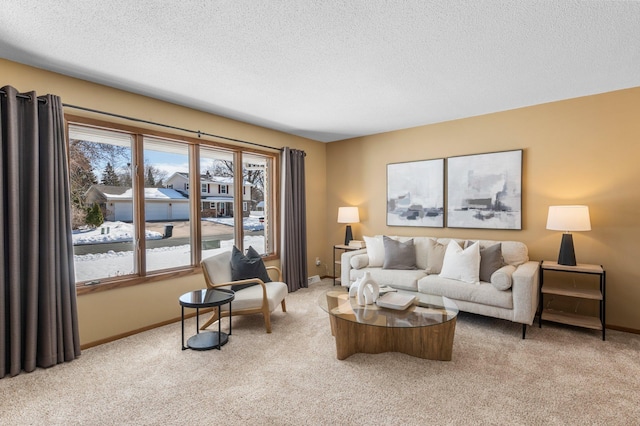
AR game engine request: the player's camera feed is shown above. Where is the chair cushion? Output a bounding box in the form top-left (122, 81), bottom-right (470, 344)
top-left (219, 281), bottom-right (288, 312)
top-left (201, 251), bottom-right (232, 284)
top-left (230, 246), bottom-right (272, 291)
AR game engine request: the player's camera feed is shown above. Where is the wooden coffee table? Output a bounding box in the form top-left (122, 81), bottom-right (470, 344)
top-left (319, 288), bottom-right (458, 361)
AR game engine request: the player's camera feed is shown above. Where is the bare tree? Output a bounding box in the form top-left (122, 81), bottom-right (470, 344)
top-left (206, 160), bottom-right (265, 208)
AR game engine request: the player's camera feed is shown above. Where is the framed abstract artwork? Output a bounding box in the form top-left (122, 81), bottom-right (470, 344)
top-left (447, 149), bottom-right (523, 230)
top-left (387, 158), bottom-right (444, 227)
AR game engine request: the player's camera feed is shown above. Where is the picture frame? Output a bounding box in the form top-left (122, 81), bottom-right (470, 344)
top-left (446, 149), bottom-right (523, 230)
top-left (387, 158), bottom-right (444, 227)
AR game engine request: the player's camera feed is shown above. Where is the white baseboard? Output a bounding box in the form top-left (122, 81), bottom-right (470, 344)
top-left (308, 275), bottom-right (321, 284)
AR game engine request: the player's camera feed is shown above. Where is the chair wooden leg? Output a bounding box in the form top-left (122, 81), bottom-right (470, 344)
top-left (281, 299), bottom-right (287, 312)
top-left (200, 307), bottom-right (218, 330)
top-left (264, 312), bottom-right (272, 333)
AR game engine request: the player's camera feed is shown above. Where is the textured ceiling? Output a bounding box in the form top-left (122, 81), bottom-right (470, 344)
top-left (1, 1), bottom-right (639, 142)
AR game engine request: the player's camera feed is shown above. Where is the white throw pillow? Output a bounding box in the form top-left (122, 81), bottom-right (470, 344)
top-left (439, 240), bottom-right (480, 284)
top-left (491, 264), bottom-right (516, 290)
top-left (350, 254), bottom-right (369, 270)
top-left (363, 235), bottom-right (385, 267)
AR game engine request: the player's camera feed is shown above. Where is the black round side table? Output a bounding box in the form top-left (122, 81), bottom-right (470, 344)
top-left (179, 288), bottom-right (234, 351)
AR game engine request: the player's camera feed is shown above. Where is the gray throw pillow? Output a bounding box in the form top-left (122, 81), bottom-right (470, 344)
top-left (382, 236), bottom-right (417, 270)
top-left (230, 245), bottom-right (272, 291)
top-left (478, 243), bottom-right (504, 282)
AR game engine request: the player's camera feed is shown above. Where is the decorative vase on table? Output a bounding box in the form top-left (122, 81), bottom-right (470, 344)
top-left (356, 271), bottom-right (379, 306)
top-left (349, 276), bottom-right (363, 298)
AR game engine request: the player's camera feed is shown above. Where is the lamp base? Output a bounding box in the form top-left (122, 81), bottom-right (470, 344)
top-left (344, 225), bottom-right (353, 246)
top-left (557, 233), bottom-right (576, 266)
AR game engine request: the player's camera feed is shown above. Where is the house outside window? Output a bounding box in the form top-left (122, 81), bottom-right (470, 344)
top-left (67, 118), bottom-right (277, 290)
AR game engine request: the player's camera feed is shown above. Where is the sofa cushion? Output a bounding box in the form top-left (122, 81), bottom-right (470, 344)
top-left (464, 241), bottom-right (504, 282)
top-left (350, 267), bottom-right (426, 291)
top-left (500, 241), bottom-right (529, 266)
top-left (439, 240), bottom-right (480, 284)
top-left (382, 236), bottom-right (417, 270)
top-left (425, 238), bottom-right (448, 274)
top-left (479, 243), bottom-right (504, 282)
top-left (363, 235), bottom-right (385, 267)
top-left (350, 253), bottom-right (369, 270)
top-left (418, 275), bottom-right (513, 309)
top-left (412, 237), bottom-right (430, 270)
top-left (491, 264), bottom-right (516, 290)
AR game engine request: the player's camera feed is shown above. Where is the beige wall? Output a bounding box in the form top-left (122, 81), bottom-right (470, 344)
top-left (1, 59), bottom-right (328, 346)
top-left (327, 87), bottom-right (640, 331)
top-left (4, 57), bottom-right (639, 338)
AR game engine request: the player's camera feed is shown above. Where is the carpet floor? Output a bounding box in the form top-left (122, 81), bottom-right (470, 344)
top-left (1, 279), bottom-right (639, 425)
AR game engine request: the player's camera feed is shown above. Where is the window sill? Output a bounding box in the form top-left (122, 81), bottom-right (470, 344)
top-left (75, 251), bottom-right (280, 296)
top-left (76, 266), bottom-right (201, 296)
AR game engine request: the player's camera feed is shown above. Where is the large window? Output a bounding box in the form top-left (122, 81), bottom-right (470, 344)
top-left (68, 119), bottom-right (277, 289)
top-left (69, 125), bottom-right (135, 282)
top-left (143, 137), bottom-right (191, 273)
top-left (243, 155), bottom-right (273, 255)
top-left (200, 146), bottom-right (236, 256)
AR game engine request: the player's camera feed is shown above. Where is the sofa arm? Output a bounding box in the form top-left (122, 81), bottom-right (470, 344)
top-left (510, 261), bottom-right (540, 325)
top-left (340, 248), bottom-right (368, 288)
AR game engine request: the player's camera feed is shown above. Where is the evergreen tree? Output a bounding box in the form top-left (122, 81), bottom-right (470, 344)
top-left (85, 203), bottom-right (104, 228)
top-left (146, 168), bottom-right (156, 187)
top-left (101, 162), bottom-right (120, 186)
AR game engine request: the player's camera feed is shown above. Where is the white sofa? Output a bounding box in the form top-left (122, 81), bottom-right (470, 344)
top-left (340, 236), bottom-right (540, 338)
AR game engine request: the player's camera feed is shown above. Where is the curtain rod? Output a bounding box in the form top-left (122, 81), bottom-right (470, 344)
top-left (0, 89), bottom-right (48, 103)
top-left (1, 89), bottom-right (281, 152)
top-left (63, 103), bottom-right (282, 152)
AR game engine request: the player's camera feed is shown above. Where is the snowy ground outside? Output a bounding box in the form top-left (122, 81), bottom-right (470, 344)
top-left (73, 219), bottom-right (265, 282)
top-left (72, 222), bottom-right (163, 245)
top-left (73, 217), bottom-right (263, 245)
top-left (203, 216), bottom-right (264, 231)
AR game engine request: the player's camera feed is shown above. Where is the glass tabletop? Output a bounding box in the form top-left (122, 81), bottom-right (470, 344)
top-left (318, 288), bottom-right (458, 328)
top-left (179, 288), bottom-right (235, 308)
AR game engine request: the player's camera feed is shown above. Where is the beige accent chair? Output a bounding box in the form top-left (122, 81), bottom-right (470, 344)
top-left (200, 251), bottom-right (288, 333)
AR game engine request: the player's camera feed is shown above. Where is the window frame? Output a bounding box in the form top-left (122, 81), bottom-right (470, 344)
top-left (66, 114), bottom-right (280, 295)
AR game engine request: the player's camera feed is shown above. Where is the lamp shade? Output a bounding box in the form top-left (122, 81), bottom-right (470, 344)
top-left (546, 205), bottom-right (591, 232)
top-left (337, 206), bottom-right (360, 224)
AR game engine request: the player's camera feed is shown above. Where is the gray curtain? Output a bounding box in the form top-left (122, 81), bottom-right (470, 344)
top-left (1, 86), bottom-right (80, 378)
top-left (281, 147), bottom-right (308, 292)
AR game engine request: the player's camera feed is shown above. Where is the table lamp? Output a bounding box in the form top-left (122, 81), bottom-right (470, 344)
top-left (546, 205), bottom-right (591, 266)
top-left (337, 206), bottom-right (359, 246)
